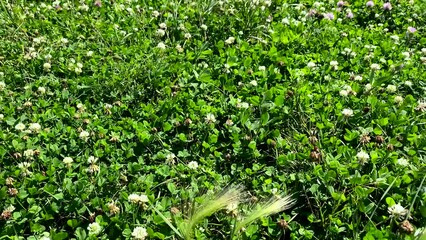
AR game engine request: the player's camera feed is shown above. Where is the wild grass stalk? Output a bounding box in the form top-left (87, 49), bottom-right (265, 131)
top-left (233, 194), bottom-right (295, 238)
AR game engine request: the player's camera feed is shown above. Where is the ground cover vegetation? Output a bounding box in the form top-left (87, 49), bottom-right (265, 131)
top-left (0, 0), bottom-right (426, 239)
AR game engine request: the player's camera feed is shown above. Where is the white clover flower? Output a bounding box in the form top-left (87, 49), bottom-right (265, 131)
top-left (239, 102), bottom-right (249, 109)
top-left (88, 156), bottom-right (98, 164)
top-left (339, 90), bottom-right (349, 97)
top-left (87, 222), bottom-right (102, 236)
top-left (152, 10), bottom-right (160, 17)
top-left (156, 29), bottom-right (165, 37)
top-left (0, 114), bottom-right (4, 120)
top-left (157, 42), bottom-right (166, 50)
top-left (365, 83), bottom-right (372, 92)
top-left (18, 162), bottom-right (32, 176)
top-left (249, 80), bottom-right (258, 86)
top-left (88, 164), bottom-right (100, 173)
top-left (225, 119), bottom-right (234, 126)
top-left (0, 81), bottom-right (5, 91)
top-left (370, 63), bottom-right (381, 71)
top-left (29, 123), bottom-right (42, 133)
top-left (60, 38), bottom-right (69, 44)
top-left (388, 203), bottom-right (408, 218)
top-left (394, 96), bottom-right (404, 104)
top-left (386, 84), bottom-right (397, 93)
top-left (282, 18), bottom-right (290, 25)
top-left (15, 123), bottom-right (26, 131)
top-left (128, 193), bottom-right (149, 204)
top-left (397, 158), bottom-right (409, 167)
top-left (38, 86), bottom-right (46, 94)
top-left (33, 37), bottom-right (42, 44)
top-left (330, 61), bottom-right (338, 67)
top-left (356, 150), bottom-right (370, 164)
top-left (342, 108), bottom-right (354, 117)
top-left (43, 62), bottom-right (51, 71)
top-left (416, 100), bottom-right (426, 112)
top-left (225, 36), bottom-right (235, 45)
top-left (159, 23), bottom-right (167, 29)
top-left (342, 85), bottom-right (352, 92)
top-left (24, 101), bottom-right (32, 107)
top-left (107, 201), bottom-right (120, 215)
top-left (23, 149), bottom-right (35, 159)
top-left (79, 4), bottom-right (89, 11)
top-left (76, 103), bottom-right (85, 110)
top-left (76, 63), bottom-right (83, 69)
top-left (402, 52), bottom-right (410, 59)
top-left (128, 194), bottom-right (141, 204)
top-left (87, 51), bottom-right (94, 57)
top-left (18, 162), bottom-right (31, 169)
top-left (165, 153), bottom-right (176, 164)
top-left (258, 66), bottom-right (266, 71)
top-left (343, 48), bottom-right (352, 54)
top-left (184, 33), bottom-right (192, 39)
top-left (200, 24), bottom-right (208, 30)
top-left (63, 157), bottom-right (74, 165)
top-left (79, 131), bottom-right (90, 141)
top-left (354, 75), bottom-right (363, 81)
top-left (404, 81), bottom-right (413, 87)
top-left (178, 23), bottom-right (186, 31)
top-left (132, 227), bottom-right (148, 240)
top-left (188, 161), bottom-right (199, 169)
top-left (176, 44), bottom-right (184, 53)
top-left (205, 113), bottom-right (216, 124)
top-left (422, 48), bottom-right (426, 55)
top-left (307, 62), bottom-right (316, 68)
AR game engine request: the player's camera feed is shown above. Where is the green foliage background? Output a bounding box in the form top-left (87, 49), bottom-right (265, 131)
top-left (0, 0), bottom-right (425, 239)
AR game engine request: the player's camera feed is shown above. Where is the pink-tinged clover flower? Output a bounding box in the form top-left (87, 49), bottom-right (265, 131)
top-left (383, 2), bottom-right (392, 10)
top-left (324, 12), bottom-right (335, 20)
top-left (366, 1), bottom-right (375, 7)
top-left (407, 27), bottom-right (417, 33)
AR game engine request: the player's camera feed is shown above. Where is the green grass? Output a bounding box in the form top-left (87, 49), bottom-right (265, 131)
top-left (0, 0), bottom-right (425, 239)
